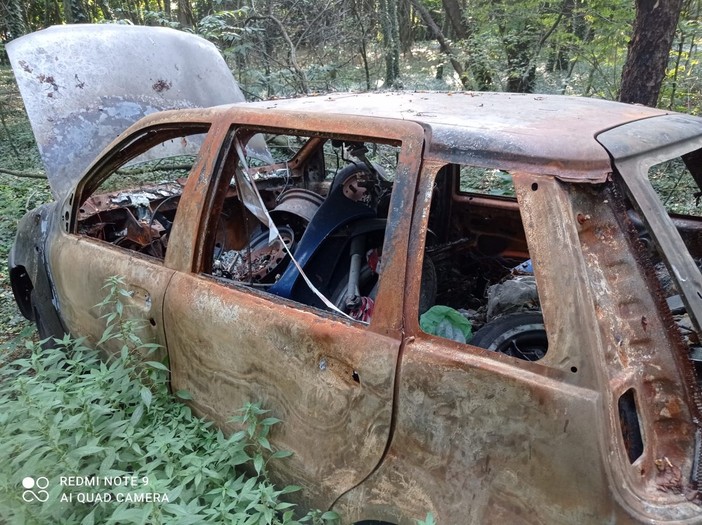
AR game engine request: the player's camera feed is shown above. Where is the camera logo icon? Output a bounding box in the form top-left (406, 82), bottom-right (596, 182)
top-left (22, 477), bottom-right (50, 502)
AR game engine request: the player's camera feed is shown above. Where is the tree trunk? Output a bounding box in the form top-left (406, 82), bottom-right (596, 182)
top-left (504, 44), bottom-right (536, 93)
top-left (410, 0), bottom-right (470, 89)
top-left (398, 0), bottom-right (413, 53)
top-left (619, 0), bottom-right (683, 107)
top-left (178, 0), bottom-right (195, 28)
top-left (351, 0), bottom-right (372, 90)
top-left (62, 0), bottom-right (73, 23)
top-left (442, 0), bottom-right (467, 39)
top-left (379, 0), bottom-right (401, 87)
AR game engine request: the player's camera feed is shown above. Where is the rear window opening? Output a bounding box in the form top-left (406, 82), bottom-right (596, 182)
top-left (418, 164), bottom-right (548, 363)
top-left (75, 126), bottom-right (210, 261)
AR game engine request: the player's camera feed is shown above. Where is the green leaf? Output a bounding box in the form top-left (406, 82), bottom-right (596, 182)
top-left (257, 436), bottom-right (271, 451)
top-left (131, 404), bottom-right (144, 426)
top-left (144, 361), bottom-right (169, 371)
top-left (271, 449), bottom-right (293, 459)
top-left (175, 390), bottom-right (193, 400)
top-left (80, 511), bottom-right (96, 525)
top-left (140, 386), bottom-right (153, 408)
top-left (70, 445), bottom-right (105, 458)
top-left (253, 453), bottom-right (264, 475)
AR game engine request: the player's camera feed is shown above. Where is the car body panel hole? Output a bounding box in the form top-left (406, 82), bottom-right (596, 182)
top-left (618, 388), bottom-right (644, 463)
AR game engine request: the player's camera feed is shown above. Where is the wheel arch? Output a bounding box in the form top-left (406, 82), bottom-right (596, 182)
top-left (8, 202), bottom-right (66, 338)
top-left (9, 265), bottom-right (34, 320)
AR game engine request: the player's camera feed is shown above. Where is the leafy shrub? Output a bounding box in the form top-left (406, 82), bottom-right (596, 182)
top-left (0, 278), bottom-right (338, 524)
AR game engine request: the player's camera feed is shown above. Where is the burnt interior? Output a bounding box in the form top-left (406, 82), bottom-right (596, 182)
top-left (74, 135), bottom-right (542, 361)
top-left (77, 182), bottom-right (183, 259)
top-left (75, 134), bottom-right (702, 367)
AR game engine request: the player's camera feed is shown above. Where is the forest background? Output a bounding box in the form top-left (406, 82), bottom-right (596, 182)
top-left (1, 0), bottom-right (701, 109)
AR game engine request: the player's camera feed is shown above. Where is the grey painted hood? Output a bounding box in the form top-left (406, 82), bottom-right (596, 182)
top-left (8, 24), bottom-right (247, 199)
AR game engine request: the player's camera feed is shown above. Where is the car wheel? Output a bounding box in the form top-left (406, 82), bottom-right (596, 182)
top-left (470, 311), bottom-right (547, 361)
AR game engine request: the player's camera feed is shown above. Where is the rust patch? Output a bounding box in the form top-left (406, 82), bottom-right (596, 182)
top-left (655, 456), bottom-right (683, 493)
top-left (37, 73), bottom-right (59, 96)
top-left (152, 79), bottom-right (172, 93)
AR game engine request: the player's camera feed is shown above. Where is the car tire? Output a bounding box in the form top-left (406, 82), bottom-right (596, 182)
top-left (470, 311), bottom-right (547, 361)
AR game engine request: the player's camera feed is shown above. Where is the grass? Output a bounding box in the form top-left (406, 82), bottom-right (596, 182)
top-left (0, 277), bottom-right (339, 524)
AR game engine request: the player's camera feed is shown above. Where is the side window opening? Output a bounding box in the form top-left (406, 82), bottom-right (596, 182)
top-left (205, 129), bottom-right (400, 322)
top-left (632, 156), bottom-right (702, 379)
top-left (459, 165), bottom-right (516, 197)
top-left (649, 157), bottom-right (702, 218)
top-left (76, 126), bottom-right (210, 260)
top-left (419, 164), bottom-right (548, 362)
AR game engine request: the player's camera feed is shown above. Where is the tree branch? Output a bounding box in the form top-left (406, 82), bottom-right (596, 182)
top-left (246, 14), bottom-right (309, 94)
top-left (0, 167), bottom-right (46, 179)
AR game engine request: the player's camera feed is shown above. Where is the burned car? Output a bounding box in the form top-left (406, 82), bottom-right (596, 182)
top-left (7, 25), bottom-right (702, 524)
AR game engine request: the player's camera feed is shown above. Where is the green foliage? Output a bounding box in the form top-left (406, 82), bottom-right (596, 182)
top-left (649, 158), bottom-right (702, 216)
top-left (0, 66), bottom-right (48, 350)
top-left (459, 167), bottom-right (515, 197)
top-left (2, 0), bottom-right (702, 106)
top-left (0, 278), bottom-right (339, 524)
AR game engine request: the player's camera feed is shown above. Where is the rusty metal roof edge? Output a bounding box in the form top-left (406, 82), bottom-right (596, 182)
top-left (97, 94), bottom-right (702, 183)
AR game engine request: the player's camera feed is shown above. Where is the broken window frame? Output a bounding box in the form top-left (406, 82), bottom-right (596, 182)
top-left (70, 123), bottom-right (212, 262)
top-left (195, 123), bottom-right (418, 329)
top-left (611, 145), bottom-right (702, 338)
top-left (403, 158), bottom-right (573, 371)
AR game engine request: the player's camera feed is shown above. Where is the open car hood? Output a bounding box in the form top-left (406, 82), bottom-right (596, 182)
top-left (8, 24), bottom-right (249, 199)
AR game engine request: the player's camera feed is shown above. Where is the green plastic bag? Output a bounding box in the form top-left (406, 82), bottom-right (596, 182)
top-left (419, 305), bottom-right (472, 343)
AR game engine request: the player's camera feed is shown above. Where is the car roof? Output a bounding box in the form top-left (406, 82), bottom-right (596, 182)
top-left (133, 91), bottom-right (702, 182)
top-left (239, 91), bottom-right (699, 181)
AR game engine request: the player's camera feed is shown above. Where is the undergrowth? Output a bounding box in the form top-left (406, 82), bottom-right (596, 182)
top-left (0, 277), bottom-right (339, 524)
top-left (0, 64), bottom-right (49, 351)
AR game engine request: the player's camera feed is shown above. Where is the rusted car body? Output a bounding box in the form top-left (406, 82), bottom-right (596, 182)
top-left (8, 26), bottom-right (702, 524)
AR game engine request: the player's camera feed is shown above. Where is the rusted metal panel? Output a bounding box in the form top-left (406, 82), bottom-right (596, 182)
top-left (519, 175), bottom-right (701, 519)
top-left (163, 271), bottom-right (400, 511)
top-left (49, 230), bottom-right (172, 360)
top-left (243, 92), bottom-right (668, 180)
top-left (335, 340), bottom-right (622, 524)
top-left (511, 174), bottom-right (600, 386)
top-left (597, 114), bottom-right (702, 163)
top-left (162, 120), bottom-right (231, 274)
top-left (598, 133), bottom-right (702, 337)
top-left (570, 182), bottom-right (700, 496)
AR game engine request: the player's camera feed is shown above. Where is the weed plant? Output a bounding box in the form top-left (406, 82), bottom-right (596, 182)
top-left (0, 277), bottom-right (339, 524)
